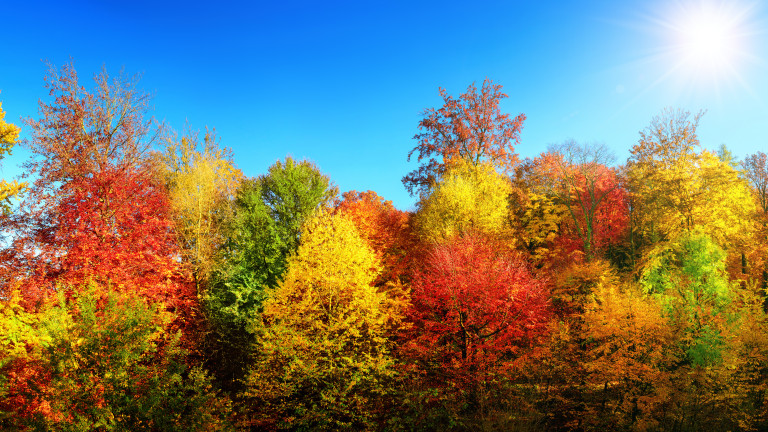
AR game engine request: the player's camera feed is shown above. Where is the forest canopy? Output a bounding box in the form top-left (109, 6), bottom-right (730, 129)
top-left (2, 64), bottom-right (768, 432)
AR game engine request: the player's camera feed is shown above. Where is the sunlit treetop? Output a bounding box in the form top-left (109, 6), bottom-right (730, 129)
top-left (403, 78), bottom-right (525, 197)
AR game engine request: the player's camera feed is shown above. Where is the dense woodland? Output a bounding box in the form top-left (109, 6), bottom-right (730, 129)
top-left (1, 63), bottom-right (768, 432)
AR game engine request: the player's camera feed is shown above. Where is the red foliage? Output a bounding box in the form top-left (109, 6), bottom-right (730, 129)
top-left (402, 234), bottom-right (550, 386)
top-left (0, 63), bottom-right (198, 345)
top-left (403, 78), bottom-right (526, 196)
top-left (50, 167), bottom-right (182, 299)
top-left (556, 165), bottom-right (629, 259)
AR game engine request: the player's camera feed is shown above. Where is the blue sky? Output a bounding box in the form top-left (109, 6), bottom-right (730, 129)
top-left (2, 0), bottom-right (767, 210)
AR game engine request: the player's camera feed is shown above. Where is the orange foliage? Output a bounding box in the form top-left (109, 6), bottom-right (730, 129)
top-left (403, 78), bottom-right (525, 196)
top-left (335, 190), bottom-right (416, 287)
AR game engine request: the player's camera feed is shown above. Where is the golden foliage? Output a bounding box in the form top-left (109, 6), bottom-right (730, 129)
top-left (414, 160), bottom-right (512, 244)
top-left (243, 211), bottom-right (401, 429)
top-left (0, 100), bottom-right (25, 213)
top-left (156, 128), bottom-right (243, 284)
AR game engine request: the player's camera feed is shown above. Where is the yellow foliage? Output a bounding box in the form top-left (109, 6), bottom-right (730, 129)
top-left (519, 191), bottom-right (568, 264)
top-left (628, 110), bottom-right (754, 247)
top-left (156, 129), bottom-right (243, 284)
top-left (0, 100), bottom-right (26, 213)
top-left (0, 289), bottom-right (45, 362)
top-left (244, 210), bottom-right (400, 429)
top-left (414, 160), bottom-right (512, 243)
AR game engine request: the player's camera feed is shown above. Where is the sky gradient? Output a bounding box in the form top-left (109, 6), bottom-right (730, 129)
top-left (2, 0), bottom-right (767, 210)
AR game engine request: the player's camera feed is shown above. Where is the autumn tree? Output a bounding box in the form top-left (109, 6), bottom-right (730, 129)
top-left (0, 97), bottom-right (25, 213)
top-left (743, 151), bottom-right (768, 217)
top-left (403, 78), bottom-right (525, 197)
top-left (155, 126), bottom-right (243, 292)
top-left (742, 151), bottom-right (768, 288)
top-left (334, 190), bottom-right (415, 290)
top-left (627, 109), bottom-right (754, 250)
top-left (242, 211), bottom-right (399, 430)
top-left (413, 160), bottom-right (513, 244)
top-left (401, 234), bottom-right (549, 429)
top-left (634, 231), bottom-right (759, 430)
top-left (0, 283), bottom-right (232, 431)
top-left (205, 157), bottom-right (337, 391)
top-left (538, 141), bottom-right (629, 262)
top-left (508, 157), bottom-right (570, 267)
top-left (0, 62), bottom-right (189, 311)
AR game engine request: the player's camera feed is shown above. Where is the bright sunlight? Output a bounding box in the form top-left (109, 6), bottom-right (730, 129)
top-left (668, 1), bottom-right (752, 84)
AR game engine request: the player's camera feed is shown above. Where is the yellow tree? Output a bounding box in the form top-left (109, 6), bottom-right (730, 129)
top-left (243, 211), bottom-right (401, 430)
top-left (508, 158), bottom-right (569, 267)
top-left (155, 127), bottom-right (243, 289)
top-left (627, 109), bottom-right (754, 250)
top-left (414, 160), bottom-right (512, 244)
top-left (0, 98), bottom-right (25, 213)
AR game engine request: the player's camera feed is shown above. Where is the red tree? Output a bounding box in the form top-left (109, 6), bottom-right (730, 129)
top-left (402, 234), bottom-right (550, 387)
top-left (403, 78), bottom-right (526, 196)
top-left (0, 62), bottom-right (193, 316)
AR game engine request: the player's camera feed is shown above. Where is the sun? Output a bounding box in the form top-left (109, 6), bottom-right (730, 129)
top-left (678, 9), bottom-right (736, 71)
top-left (667, 1), bottom-right (753, 84)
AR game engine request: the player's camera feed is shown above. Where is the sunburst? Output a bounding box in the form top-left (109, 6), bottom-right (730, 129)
top-left (667, 1), bottom-right (752, 84)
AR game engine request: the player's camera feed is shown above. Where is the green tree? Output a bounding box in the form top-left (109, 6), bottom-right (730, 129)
top-left (635, 231), bottom-right (758, 430)
top-left (205, 157), bottom-right (337, 391)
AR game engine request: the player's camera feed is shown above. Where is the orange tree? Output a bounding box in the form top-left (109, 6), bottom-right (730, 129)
top-left (1, 62), bottom-right (191, 312)
top-left (403, 78), bottom-right (525, 197)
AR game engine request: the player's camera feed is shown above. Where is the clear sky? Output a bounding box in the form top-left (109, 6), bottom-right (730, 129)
top-left (1, 0), bottom-right (767, 210)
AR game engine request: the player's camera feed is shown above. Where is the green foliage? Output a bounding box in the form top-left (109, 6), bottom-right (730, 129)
top-left (205, 157), bottom-right (337, 392)
top-left (641, 231), bottom-right (735, 367)
top-left (1, 284), bottom-right (232, 431)
top-left (210, 157), bottom-right (337, 327)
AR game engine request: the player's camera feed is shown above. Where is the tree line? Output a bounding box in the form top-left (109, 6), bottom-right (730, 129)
top-left (2, 63), bottom-right (768, 431)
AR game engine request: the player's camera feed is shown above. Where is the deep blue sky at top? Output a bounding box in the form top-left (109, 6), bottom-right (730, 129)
top-left (1, 0), bottom-right (767, 210)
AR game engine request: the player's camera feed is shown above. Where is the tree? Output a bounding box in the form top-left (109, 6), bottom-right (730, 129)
top-left (741, 151), bottom-right (768, 289)
top-left (743, 151), bottom-right (768, 216)
top-left (539, 141), bottom-right (629, 262)
top-left (1, 62), bottom-right (189, 311)
top-left (633, 231), bottom-right (758, 430)
top-left (23, 63), bottom-right (158, 187)
top-left (242, 211), bottom-right (399, 430)
top-left (155, 126), bottom-right (243, 292)
top-left (0, 97), bottom-right (25, 213)
top-left (403, 78), bottom-right (526, 197)
top-left (641, 231), bottom-right (737, 367)
top-left (0, 283), bottom-right (232, 431)
top-left (209, 157), bottom-right (337, 326)
top-left (205, 157), bottom-right (337, 392)
top-left (627, 109), bottom-right (754, 249)
top-left (413, 160), bottom-right (513, 244)
top-left (508, 158), bottom-right (570, 268)
top-left (334, 190), bottom-right (415, 290)
top-left (401, 234), bottom-right (549, 428)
